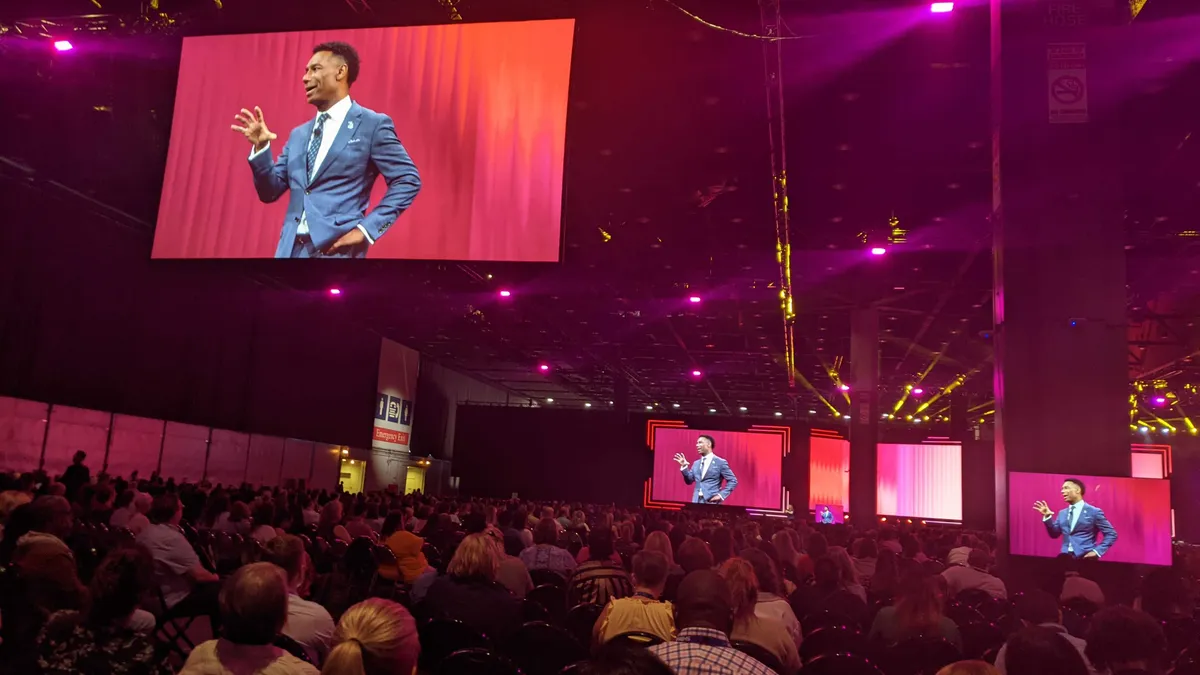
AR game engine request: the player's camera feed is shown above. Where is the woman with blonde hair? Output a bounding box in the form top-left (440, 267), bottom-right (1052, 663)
top-left (719, 557), bottom-right (801, 674)
top-left (828, 546), bottom-right (868, 602)
top-left (422, 533), bottom-right (521, 641)
top-left (869, 572), bottom-right (962, 649)
top-left (321, 599), bottom-right (420, 675)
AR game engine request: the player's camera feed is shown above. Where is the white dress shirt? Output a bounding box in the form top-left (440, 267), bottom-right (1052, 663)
top-left (248, 95), bottom-right (373, 244)
top-left (284, 592), bottom-right (336, 665)
top-left (700, 454), bottom-right (713, 479)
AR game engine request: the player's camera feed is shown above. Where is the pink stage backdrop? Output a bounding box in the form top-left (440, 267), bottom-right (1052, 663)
top-left (153, 20), bottom-right (574, 261)
top-left (1008, 472), bottom-right (1172, 565)
top-left (809, 434), bottom-right (850, 511)
top-left (651, 428), bottom-right (784, 509)
top-left (877, 442), bottom-right (963, 521)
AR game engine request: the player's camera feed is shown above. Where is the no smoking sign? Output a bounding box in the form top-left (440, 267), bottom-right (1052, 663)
top-left (1051, 75), bottom-right (1084, 105)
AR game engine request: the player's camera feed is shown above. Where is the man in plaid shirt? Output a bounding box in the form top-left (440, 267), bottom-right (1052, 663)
top-left (649, 570), bottom-right (775, 675)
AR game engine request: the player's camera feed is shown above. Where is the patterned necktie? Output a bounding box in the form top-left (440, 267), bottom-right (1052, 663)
top-left (306, 112), bottom-right (331, 181)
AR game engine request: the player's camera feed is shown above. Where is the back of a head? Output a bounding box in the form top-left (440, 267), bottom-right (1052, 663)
top-left (534, 517), bottom-right (559, 546)
top-left (263, 534), bottom-right (306, 583)
top-left (967, 547), bottom-right (991, 570)
top-left (717, 557), bottom-right (759, 618)
top-left (89, 546), bottom-right (153, 624)
top-left (1085, 606), bottom-right (1167, 674)
top-left (675, 569), bottom-right (734, 634)
top-left (148, 493), bottom-right (179, 524)
top-left (643, 530), bottom-right (675, 566)
top-left (323, 599), bottom-right (419, 675)
top-left (29, 495), bottom-right (71, 534)
top-left (1014, 589), bottom-right (1061, 626)
top-left (1005, 626), bottom-right (1090, 675)
top-left (935, 660), bottom-right (1000, 675)
top-left (578, 642), bottom-right (675, 675)
top-left (813, 556), bottom-right (840, 587)
top-left (676, 536), bottom-right (715, 574)
top-left (220, 562), bottom-right (290, 645)
top-left (709, 526), bottom-right (734, 563)
top-left (447, 532), bottom-right (499, 580)
top-left (589, 525), bottom-right (616, 559)
top-left (632, 550), bottom-right (669, 589)
top-left (740, 547), bottom-right (781, 595)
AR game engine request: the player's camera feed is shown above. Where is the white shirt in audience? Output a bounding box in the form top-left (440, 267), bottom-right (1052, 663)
top-left (947, 546), bottom-right (973, 567)
top-left (941, 565), bottom-right (1008, 600)
top-left (137, 523), bottom-right (200, 608)
top-left (178, 638), bottom-right (318, 675)
top-left (754, 592), bottom-right (802, 651)
top-left (284, 593), bottom-right (336, 665)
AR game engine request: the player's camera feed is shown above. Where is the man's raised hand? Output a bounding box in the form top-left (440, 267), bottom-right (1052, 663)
top-left (232, 106), bottom-right (277, 152)
top-left (673, 453), bottom-right (689, 469)
top-left (1033, 500), bottom-right (1054, 518)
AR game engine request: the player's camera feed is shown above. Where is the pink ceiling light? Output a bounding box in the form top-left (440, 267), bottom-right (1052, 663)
top-left (688, 296), bottom-right (702, 304)
top-left (498, 289), bottom-right (511, 297)
top-left (538, 364), bottom-right (550, 373)
top-left (327, 288), bottom-right (342, 296)
top-left (930, 2), bottom-right (954, 12)
top-left (870, 247), bottom-right (887, 256)
top-left (691, 370), bottom-right (703, 378)
top-left (53, 40), bottom-right (74, 51)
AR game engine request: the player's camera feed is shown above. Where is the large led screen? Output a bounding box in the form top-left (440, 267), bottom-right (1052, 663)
top-left (153, 21), bottom-right (574, 261)
top-left (809, 432), bottom-right (849, 512)
top-left (877, 442), bottom-right (963, 521)
top-left (650, 427), bottom-right (784, 510)
top-left (1008, 472), bottom-right (1172, 566)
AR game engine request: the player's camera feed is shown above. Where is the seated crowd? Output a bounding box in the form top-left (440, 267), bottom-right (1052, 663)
top-left (0, 458), bottom-right (1194, 675)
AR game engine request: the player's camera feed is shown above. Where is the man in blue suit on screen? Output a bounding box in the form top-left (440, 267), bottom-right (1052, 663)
top-left (1033, 477), bottom-right (1118, 558)
top-left (231, 41), bottom-right (421, 258)
top-left (673, 435), bottom-right (738, 504)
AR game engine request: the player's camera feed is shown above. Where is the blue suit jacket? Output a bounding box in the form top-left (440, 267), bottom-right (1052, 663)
top-left (249, 101), bottom-right (421, 258)
top-left (1044, 501), bottom-right (1118, 557)
top-left (681, 455), bottom-right (738, 504)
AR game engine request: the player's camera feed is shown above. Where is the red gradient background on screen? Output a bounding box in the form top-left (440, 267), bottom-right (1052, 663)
top-left (877, 442), bottom-right (963, 520)
top-left (809, 434), bottom-right (849, 511)
top-left (1008, 472), bottom-right (1172, 565)
top-left (651, 428), bottom-right (783, 509)
top-left (153, 21), bottom-right (574, 260)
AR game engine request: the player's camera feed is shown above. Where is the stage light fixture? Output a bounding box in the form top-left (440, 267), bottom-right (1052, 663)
top-left (1139, 426), bottom-right (1149, 432)
top-left (688, 296), bottom-right (702, 304)
top-left (645, 405), bottom-right (654, 410)
top-left (545, 398), bottom-right (554, 403)
top-left (774, 411), bottom-right (783, 417)
top-left (672, 403), bottom-right (680, 409)
top-left (498, 289), bottom-right (511, 297)
top-left (54, 40), bottom-right (74, 51)
top-left (870, 247), bottom-right (887, 256)
top-left (808, 409), bottom-right (817, 414)
top-left (912, 387), bottom-right (924, 395)
top-left (1153, 396), bottom-right (1166, 405)
top-left (839, 384), bottom-right (851, 391)
top-left (709, 408), bottom-right (717, 413)
top-left (538, 363), bottom-right (550, 373)
top-left (584, 402), bottom-right (592, 408)
top-left (843, 414), bottom-right (851, 420)
top-left (691, 369), bottom-right (703, 378)
top-left (739, 406), bottom-right (748, 412)
top-left (328, 288), bottom-right (342, 296)
top-left (930, 2), bottom-right (954, 12)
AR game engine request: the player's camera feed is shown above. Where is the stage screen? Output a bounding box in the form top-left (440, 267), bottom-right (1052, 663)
top-left (809, 433), bottom-right (849, 512)
top-left (153, 20), bottom-right (574, 261)
top-left (650, 428), bottom-right (784, 510)
top-left (877, 442), bottom-right (963, 521)
top-left (815, 504), bottom-right (845, 524)
top-left (1008, 472), bottom-right (1172, 566)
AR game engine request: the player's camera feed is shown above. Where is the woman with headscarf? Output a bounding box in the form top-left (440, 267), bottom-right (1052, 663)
top-left (378, 531), bottom-right (437, 603)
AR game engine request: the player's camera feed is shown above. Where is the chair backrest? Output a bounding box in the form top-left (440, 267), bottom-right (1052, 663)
top-left (955, 588), bottom-right (993, 609)
top-left (799, 625), bottom-right (868, 664)
top-left (500, 621), bottom-right (588, 675)
top-left (563, 603), bottom-right (605, 648)
top-left (419, 619), bottom-right (491, 669)
top-left (957, 621), bottom-right (1004, 660)
top-left (522, 597), bottom-right (554, 623)
top-left (607, 631), bottom-right (664, 647)
top-left (437, 648), bottom-right (522, 675)
top-left (732, 640), bottom-right (788, 674)
top-left (530, 568), bottom-right (568, 589)
top-left (373, 544), bottom-right (398, 568)
top-left (802, 653), bottom-right (887, 675)
top-left (528, 583), bottom-right (568, 621)
top-left (274, 633), bottom-right (312, 663)
top-left (883, 637), bottom-right (963, 675)
top-left (802, 609), bottom-right (858, 637)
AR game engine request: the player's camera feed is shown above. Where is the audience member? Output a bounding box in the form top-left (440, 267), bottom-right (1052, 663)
top-left (995, 590), bottom-right (1092, 675)
top-left (35, 547), bottom-right (170, 675)
top-left (740, 547), bottom-right (802, 650)
top-left (1000, 625), bottom-right (1090, 675)
top-left (869, 572), bottom-right (963, 650)
top-left (578, 642), bottom-right (675, 675)
top-left (60, 451), bottom-right (90, 502)
top-left (321, 599), bottom-right (420, 675)
top-left (1059, 555), bottom-right (1105, 606)
top-left (422, 532), bottom-right (522, 641)
top-left (263, 535), bottom-right (336, 665)
top-left (251, 501), bottom-right (279, 544)
top-left (179, 563), bottom-right (318, 674)
top-left (718, 557), bottom-right (801, 673)
top-left (137, 493), bottom-right (220, 625)
top-left (937, 661), bottom-right (1000, 675)
top-left (942, 548), bottom-right (1007, 600)
top-left (377, 530), bottom-right (437, 601)
top-left (570, 526), bottom-right (634, 607)
top-left (520, 517), bottom-right (578, 576)
top-left (1084, 606), bottom-right (1167, 675)
top-left (595, 550), bottom-right (675, 645)
top-left (648, 569), bottom-right (776, 675)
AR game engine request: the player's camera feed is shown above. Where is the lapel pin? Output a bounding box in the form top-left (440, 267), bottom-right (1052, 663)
top-left (347, 122), bottom-right (354, 130)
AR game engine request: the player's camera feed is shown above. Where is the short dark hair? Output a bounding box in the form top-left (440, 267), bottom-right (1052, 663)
top-left (262, 535), bottom-right (306, 583)
top-left (1006, 625), bottom-right (1090, 675)
top-left (632, 550), bottom-right (669, 587)
top-left (1064, 478), bottom-right (1085, 495)
top-left (312, 41), bottom-right (360, 86)
top-left (698, 435), bottom-right (715, 449)
top-left (1015, 589), bottom-right (1061, 625)
top-left (220, 563), bottom-right (289, 645)
top-left (149, 494), bottom-right (181, 524)
top-left (1085, 606), bottom-right (1167, 672)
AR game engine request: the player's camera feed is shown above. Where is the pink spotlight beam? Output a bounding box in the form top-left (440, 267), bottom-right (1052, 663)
top-left (870, 247), bottom-right (887, 256)
top-left (930, 2), bottom-right (954, 12)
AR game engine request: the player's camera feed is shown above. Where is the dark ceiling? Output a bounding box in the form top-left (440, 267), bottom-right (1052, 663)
top-left (2, 0), bottom-right (1200, 431)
